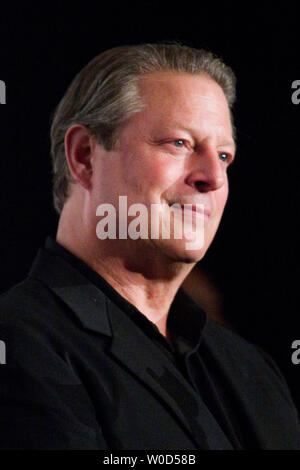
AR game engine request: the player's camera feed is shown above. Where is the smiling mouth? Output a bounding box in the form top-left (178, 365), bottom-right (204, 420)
top-left (176, 204), bottom-right (210, 219)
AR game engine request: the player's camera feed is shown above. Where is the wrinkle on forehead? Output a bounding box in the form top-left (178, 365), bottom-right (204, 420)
top-left (136, 72), bottom-right (234, 146)
top-left (139, 70), bottom-right (226, 101)
top-left (139, 71), bottom-right (230, 116)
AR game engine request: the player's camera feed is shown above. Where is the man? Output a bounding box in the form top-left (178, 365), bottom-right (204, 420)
top-left (0, 42), bottom-right (299, 450)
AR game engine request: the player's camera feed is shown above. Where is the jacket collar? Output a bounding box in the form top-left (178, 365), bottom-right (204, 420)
top-left (28, 243), bottom-right (233, 450)
top-left (28, 247), bottom-right (112, 336)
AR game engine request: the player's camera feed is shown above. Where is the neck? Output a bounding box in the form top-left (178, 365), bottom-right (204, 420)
top-left (57, 206), bottom-right (194, 337)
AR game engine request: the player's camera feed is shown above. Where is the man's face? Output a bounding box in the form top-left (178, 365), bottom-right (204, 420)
top-left (91, 71), bottom-right (235, 263)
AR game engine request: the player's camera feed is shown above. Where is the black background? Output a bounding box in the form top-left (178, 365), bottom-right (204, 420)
top-left (0, 2), bottom-right (299, 409)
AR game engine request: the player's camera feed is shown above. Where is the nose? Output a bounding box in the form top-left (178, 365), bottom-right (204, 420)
top-left (185, 140), bottom-right (226, 193)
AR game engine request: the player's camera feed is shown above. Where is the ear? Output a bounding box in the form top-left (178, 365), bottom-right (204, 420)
top-left (64, 124), bottom-right (96, 190)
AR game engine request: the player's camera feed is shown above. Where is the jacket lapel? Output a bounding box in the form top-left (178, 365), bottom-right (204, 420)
top-left (28, 248), bottom-right (112, 336)
top-left (29, 247), bottom-right (233, 450)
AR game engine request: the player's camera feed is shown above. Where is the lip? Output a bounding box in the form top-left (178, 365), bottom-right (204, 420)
top-left (180, 204), bottom-right (210, 219)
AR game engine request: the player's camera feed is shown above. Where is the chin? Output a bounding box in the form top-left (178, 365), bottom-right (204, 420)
top-left (154, 238), bottom-right (208, 264)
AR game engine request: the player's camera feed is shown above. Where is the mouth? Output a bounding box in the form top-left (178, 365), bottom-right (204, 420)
top-left (179, 204), bottom-right (210, 219)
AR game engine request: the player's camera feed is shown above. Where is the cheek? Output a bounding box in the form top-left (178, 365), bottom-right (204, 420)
top-left (215, 183), bottom-right (229, 214)
top-left (149, 152), bottom-right (186, 185)
top-left (151, 161), bottom-right (182, 189)
top-left (125, 153), bottom-right (183, 195)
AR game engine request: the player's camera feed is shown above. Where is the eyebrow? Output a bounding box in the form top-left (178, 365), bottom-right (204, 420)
top-left (220, 139), bottom-right (236, 154)
top-left (163, 124), bottom-right (237, 154)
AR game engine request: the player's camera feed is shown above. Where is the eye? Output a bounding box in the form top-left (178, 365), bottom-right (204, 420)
top-left (173, 139), bottom-right (185, 148)
top-left (218, 152), bottom-right (230, 162)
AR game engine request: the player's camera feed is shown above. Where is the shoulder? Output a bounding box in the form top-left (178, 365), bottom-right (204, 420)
top-left (203, 316), bottom-right (280, 375)
top-left (0, 273), bottom-right (99, 382)
top-left (0, 277), bottom-right (71, 343)
top-left (0, 279), bottom-right (72, 372)
top-left (0, 279), bottom-right (104, 449)
top-left (203, 317), bottom-right (296, 407)
top-left (0, 277), bottom-right (59, 320)
top-left (203, 317), bottom-right (262, 358)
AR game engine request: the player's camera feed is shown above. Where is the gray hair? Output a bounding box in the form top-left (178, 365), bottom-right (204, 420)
top-left (50, 42), bottom-right (236, 214)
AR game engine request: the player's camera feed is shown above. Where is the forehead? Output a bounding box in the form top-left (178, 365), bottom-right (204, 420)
top-left (139, 70), bottom-right (225, 98)
top-left (135, 71), bottom-right (234, 144)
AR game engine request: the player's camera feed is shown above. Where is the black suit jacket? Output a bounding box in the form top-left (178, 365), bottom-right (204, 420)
top-left (0, 245), bottom-right (300, 450)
